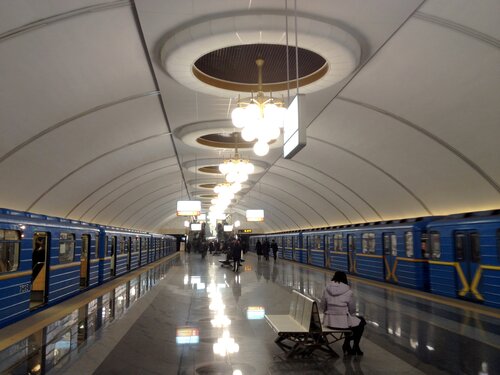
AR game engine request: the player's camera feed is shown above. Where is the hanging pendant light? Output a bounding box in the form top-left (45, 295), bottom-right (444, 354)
top-left (231, 58), bottom-right (287, 156)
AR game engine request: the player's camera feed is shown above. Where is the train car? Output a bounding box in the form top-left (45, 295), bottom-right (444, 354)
top-left (426, 211), bottom-right (500, 308)
top-left (266, 233), bottom-right (283, 259)
top-left (99, 228), bottom-right (144, 281)
top-left (303, 231), bottom-right (327, 268)
top-left (281, 233), bottom-right (299, 261)
top-left (0, 209), bottom-right (100, 328)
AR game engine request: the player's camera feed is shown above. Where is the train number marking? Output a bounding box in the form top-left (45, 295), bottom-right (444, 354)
top-left (19, 283), bottom-right (31, 293)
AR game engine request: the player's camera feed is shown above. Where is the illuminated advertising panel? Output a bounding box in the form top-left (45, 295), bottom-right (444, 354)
top-left (190, 223), bottom-right (202, 231)
top-left (246, 209), bottom-right (264, 222)
top-left (283, 95), bottom-right (306, 159)
top-left (177, 201), bottom-right (201, 216)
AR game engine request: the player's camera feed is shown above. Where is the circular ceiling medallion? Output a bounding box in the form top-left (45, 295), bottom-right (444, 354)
top-left (193, 44), bottom-right (327, 92)
top-left (161, 12), bottom-right (360, 97)
top-left (174, 121), bottom-right (282, 151)
top-left (184, 158), bottom-right (269, 176)
top-left (198, 166), bottom-right (220, 174)
top-left (197, 132), bottom-right (254, 149)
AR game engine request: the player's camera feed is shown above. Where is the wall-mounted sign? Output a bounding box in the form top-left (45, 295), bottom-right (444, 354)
top-left (190, 223), bottom-right (202, 231)
top-left (283, 95), bottom-right (306, 159)
top-left (246, 209), bottom-right (264, 222)
top-left (223, 225), bottom-right (233, 232)
top-left (238, 229), bottom-right (252, 233)
top-left (177, 201), bottom-right (201, 216)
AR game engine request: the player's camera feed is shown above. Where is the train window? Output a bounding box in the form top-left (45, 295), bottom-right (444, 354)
top-left (348, 235), bottom-right (356, 252)
top-left (455, 233), bottom-right (465, 261)
top-left (421, 233), bottom-right (429, 258)
top-left (111, 236), bottom-right (117, 256)
top-left (314, 236), bottom-right (321, 250)
top-left (430, 232), bottom-right (441, 259)
top-left (119, 237), bottom-right (125, 255)
top-left (0, 230), bottom-right (20, 273)
top-left (470, 232), bottom-right (480, 263)
top-left (362, 233), bottom-right (375, 254)
top-left (497, 229), bottom-right (500, 260)
top-left (59, 233), bottom-right (75, 263)
top-left (405, 232), bottom-right (414, 257)
top-left (95, 234), bottom-right (99, 259)
top-left (334, 234), bottom-right (343, 252)
top-left (325, 235), bottom-right (332, 251)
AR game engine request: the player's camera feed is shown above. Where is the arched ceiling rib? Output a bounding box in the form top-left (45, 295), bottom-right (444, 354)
top-left (89, 172), bottom-right (180, 223)
top-left (27, 132), bottom-right (171, 212)
top-left (0, 0), bottom-right (498, 233)
top-left (69, 158), bottom-right (178, 219)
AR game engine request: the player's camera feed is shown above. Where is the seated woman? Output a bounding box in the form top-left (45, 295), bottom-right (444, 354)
top-left (319, 271), bottom-right (366, 355)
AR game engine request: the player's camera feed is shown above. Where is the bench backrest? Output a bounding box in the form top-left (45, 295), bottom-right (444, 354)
top-left (289, 290), bottom-right (322, 333)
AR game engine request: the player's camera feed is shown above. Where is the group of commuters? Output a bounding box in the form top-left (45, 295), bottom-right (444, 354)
top-left (254, 239), bottom-right (278, 261)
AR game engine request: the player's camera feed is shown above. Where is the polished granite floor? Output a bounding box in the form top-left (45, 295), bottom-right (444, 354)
top-left (1, 251), bottom-right (499, 375)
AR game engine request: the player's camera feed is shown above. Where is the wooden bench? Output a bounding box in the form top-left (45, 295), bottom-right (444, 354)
top-left (265, 290), bottom-right (351, 358)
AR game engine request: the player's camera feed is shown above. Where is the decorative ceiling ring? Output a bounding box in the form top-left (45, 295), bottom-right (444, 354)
top-left (187, 179), bottom-right (251, 191)
top-left (160, 12), bottom-right (361, 97)
top-left (183, 158), bottom-right (269, 176)
top-left (174, 120), bottom-right (281, 150)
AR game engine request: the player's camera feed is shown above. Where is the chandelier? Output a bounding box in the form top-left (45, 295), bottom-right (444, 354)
top-left (218, 133), bottom-right (255, 183)
top-left (209, 182), bottom-right (240, 214)
top-left (219, 157), bottom-right (254, 183)
top-left (231, 58), bottom-right (287, 156)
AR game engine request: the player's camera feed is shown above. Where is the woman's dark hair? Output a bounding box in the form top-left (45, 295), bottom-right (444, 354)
top-left (331, 271), bottom-right (348, 285)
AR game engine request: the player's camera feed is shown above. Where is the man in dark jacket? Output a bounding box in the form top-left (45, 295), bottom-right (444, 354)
top-left (263, 239), bottom-right (270, 261)
top-left (232, 239), bottom-right (242, 272)
top-left (271, 239), bottom-right (278, 261)
top-left (255, 240), bottom-right (262, 261)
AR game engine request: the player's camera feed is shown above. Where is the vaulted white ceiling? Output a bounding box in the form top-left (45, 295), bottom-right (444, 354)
top-left (0, 0), bottom-right (499, 233)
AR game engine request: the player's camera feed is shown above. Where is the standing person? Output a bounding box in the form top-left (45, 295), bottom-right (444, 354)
top-left (208, 241), bottom-right (214, 255)
top-left (263, 239), bottom-right (270, 261)
top-left (271, 239), bottom-right (278, 261)
top-left (255, 240), bottom-right (262, 261)
top-left (319, 271), bottom-right (366, 356)
top-left (232, 238), bottom-right (242, 272)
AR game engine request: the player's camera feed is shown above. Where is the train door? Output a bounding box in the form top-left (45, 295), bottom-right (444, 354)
top-left (383, 233), bottom-right (398, 283)
top-left (110, 236), bottom-right (117, 277)
top-left (454, 231), bottom-right (481, 301)
top-left (126, 237), bottom-right (131, 270)
top-left (325, 235), bottom-right (331, 269)
top-left (80, 235), bottom-right (90, 288)
top-left (347, 234), bottom-right (356, 274)
top-left (31, 233), bottom-right (49, 309)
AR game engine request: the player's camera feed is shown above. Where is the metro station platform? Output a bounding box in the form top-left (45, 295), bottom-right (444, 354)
top-left (0, 252), bottom-right (498, 375)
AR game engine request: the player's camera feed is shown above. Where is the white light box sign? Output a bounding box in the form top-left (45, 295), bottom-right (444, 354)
top-left (283, 95), bottom-right (306, 159)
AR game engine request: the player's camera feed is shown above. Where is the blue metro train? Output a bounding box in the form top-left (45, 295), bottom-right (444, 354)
top-left (250, 210), bottom-right (500, 309)
top-left (0, 208), bottom-right (177, 328)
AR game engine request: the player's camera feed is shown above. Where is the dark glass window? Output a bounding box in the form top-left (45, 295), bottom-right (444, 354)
top-left (430, 232), bottom-right (441, 259)
top-left (362, 233), bottom-right (375, 254)
top-left (348, 235), bottom-right (356, 252)
top-left (455, 233), bottom-right (465, 261)
top-left (0, 230), bottom-right (20, 272)
top-left (470, 232), bottom-right (480, 263)
top-left (59, 233), bottom-right (75, 263)
top-left (421, 233), bottom-right (429, 258)
top-left (334, 234), bottom-right (343, 252)
top-left (405, 232), bottom-right (414, 257)
top-left (497, 229), bottom-right (500, 260)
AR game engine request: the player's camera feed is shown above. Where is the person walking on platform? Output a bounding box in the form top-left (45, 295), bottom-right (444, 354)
top-left (271, 239), bottom-right (278, 261)
top-left (263, 239), bottom-right (270, 261)
top-left (319, 271), bottom-right (366, 356)
top-left (232, 238), bottom-right (242, 272)
top-left (255, 240), bottom-right (262, 261)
